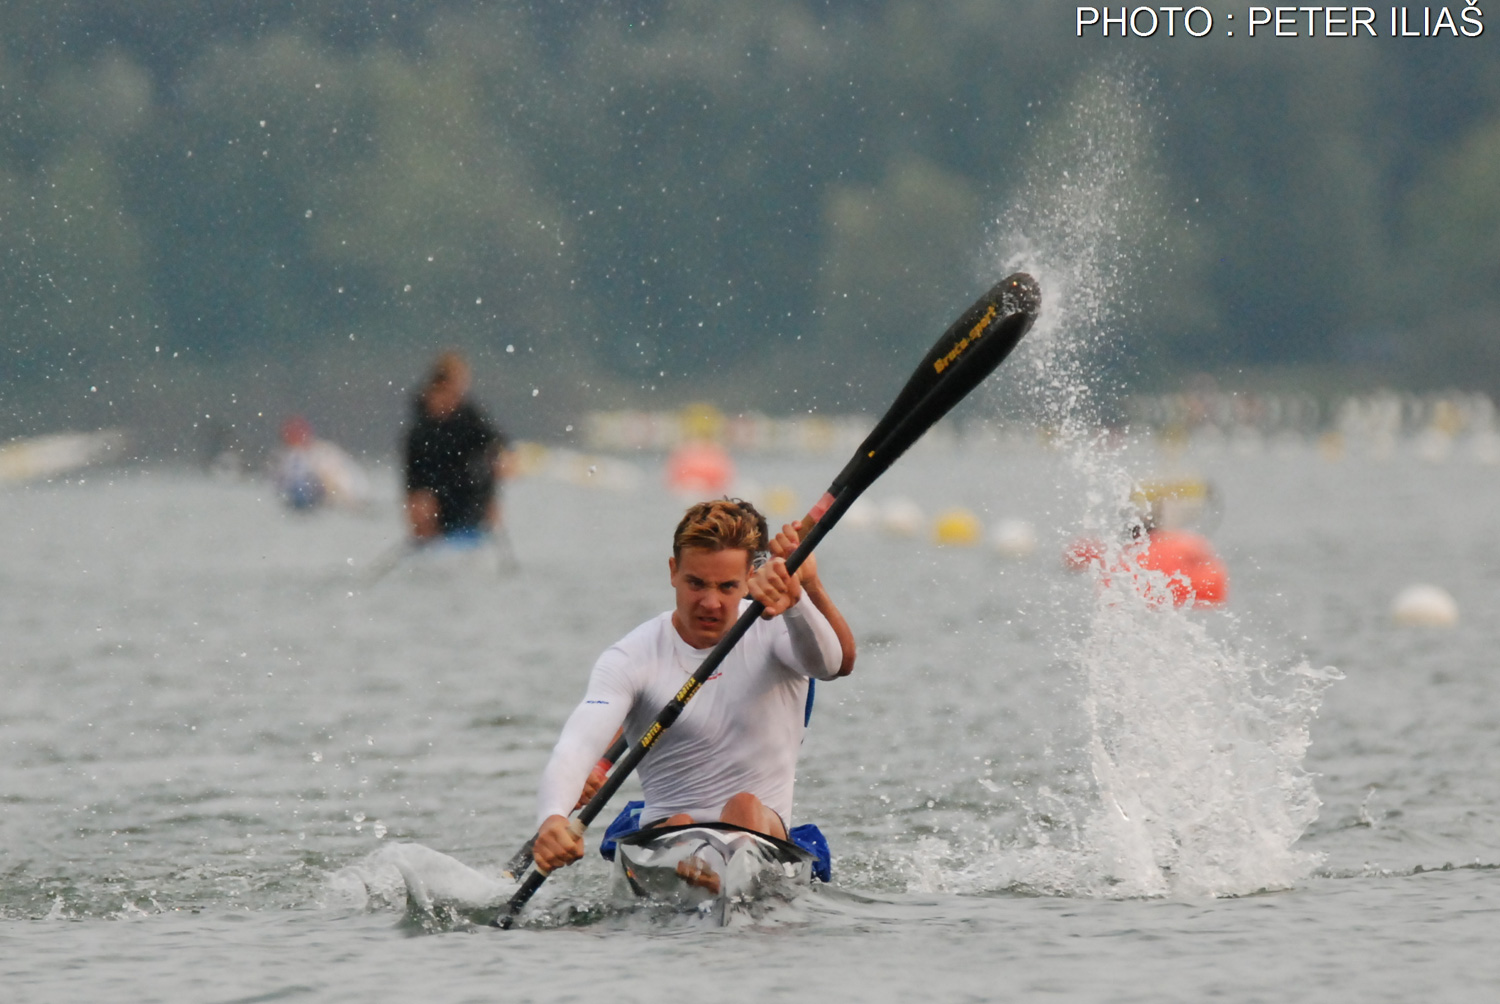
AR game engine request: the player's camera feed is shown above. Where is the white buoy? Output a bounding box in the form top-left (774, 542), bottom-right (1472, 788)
top-left (881, 497), bottom-right (925, 537)
top-left (1390, 584), bottom-right (1459, 628)
top-left (841, 496), bottom-right (879, 530)
top-left (989, 518), bottom-right (1038, 559)
top-left (1470, 430), bottom-right (1500, 466)
top-left (1414, 429), bottom-right (1454, 464)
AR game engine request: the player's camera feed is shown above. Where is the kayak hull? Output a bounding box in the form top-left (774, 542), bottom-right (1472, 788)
top-left (608, 822), bottom-right (813, 922)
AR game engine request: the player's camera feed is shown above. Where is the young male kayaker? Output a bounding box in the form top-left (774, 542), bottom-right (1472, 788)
top-left (530, 498), bottom-right (854, 874)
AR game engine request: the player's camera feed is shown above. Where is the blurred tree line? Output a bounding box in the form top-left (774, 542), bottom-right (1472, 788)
top-left (2, 0), bottom-right (1497, 453)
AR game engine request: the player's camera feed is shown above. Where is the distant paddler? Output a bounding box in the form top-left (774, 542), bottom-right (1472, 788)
top-left (272, 416), bottom-right (370, 511)
top-left (530, 498), bottom-right (856, 889)
top-left (403, 351), bottom-right (512, 544)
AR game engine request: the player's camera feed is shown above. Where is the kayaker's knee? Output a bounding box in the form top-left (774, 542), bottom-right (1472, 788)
top-left (719, 792), bottom-right (785, 839)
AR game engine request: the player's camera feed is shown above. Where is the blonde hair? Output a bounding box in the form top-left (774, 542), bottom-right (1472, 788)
top-left (672, 498), bottom-right (767, 561)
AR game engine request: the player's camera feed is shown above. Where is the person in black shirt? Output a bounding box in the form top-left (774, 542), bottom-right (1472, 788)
top-left (403, 351), bottom-right (508, 540)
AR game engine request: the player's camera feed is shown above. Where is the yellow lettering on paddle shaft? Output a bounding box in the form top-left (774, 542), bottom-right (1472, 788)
top-left (933, 303), bottom-right (999, 375)
top-left (675, 678), bottom-right (700, 703)
top-left (641, 722), bottom-right (663, 748)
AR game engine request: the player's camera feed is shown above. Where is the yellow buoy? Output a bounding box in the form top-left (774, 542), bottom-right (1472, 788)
top-left (679, 402), bottom-right (727, 443)
top-left (1132, 478), bottom-right (1212, 528)
top-left (933, 507), bottom-right (982, 547)
top-left (505, 440), bottom-right (549, 479)
top-left (763, 485), bottom-right (798, 519)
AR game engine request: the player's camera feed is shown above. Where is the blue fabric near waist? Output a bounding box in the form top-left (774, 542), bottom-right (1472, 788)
top-left (788, 823), bottom-right (832, 883)
top-left (598, 799), bottom-right (832, 882)
top-left (438, 527), bottom-right (488, 549)
top-left (281, 475), bottom-right (324, 510)
top-left (598, 800), bottom-right (646, 862)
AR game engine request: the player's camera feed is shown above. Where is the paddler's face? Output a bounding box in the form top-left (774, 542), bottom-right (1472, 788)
top-left (423, 368), bottom-right (469, 418)
top-left (668, 547), bottom-right (752, 649)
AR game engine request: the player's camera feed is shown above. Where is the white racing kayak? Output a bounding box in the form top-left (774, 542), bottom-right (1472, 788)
top-left (609, 822), bottom-right (815, 922)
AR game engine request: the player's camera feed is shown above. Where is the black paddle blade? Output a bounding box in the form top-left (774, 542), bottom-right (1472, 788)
top-left (501, 836), bottom-right (536, 880)
top-left (501, 733), bottom-right (628, 878)
top-left (830, 272), bottom-right (1040, 496)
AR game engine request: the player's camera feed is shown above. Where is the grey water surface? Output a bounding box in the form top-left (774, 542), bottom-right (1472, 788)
top-left (4, 441), bottom-right (1500, 1003)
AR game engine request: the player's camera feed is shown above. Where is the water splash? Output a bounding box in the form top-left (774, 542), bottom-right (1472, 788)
top-left (1066, 584), bottom-right (1339, 897)
top-left (325, 842), bottom-right (521, 928)
top-left (962, 69), bottom-right (1336, 898)
top-left (992, 70), bottom-right (1152, 457)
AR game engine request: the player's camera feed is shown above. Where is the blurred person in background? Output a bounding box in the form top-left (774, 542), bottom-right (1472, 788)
top-left (403, 351), bottom-right (510, 541)
top-left (272, 415), bottom-right (370, 511)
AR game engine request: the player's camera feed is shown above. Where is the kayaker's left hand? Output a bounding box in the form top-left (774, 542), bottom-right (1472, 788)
top-left (533, 814), bottom-right (584, 873)
top-left (750, 555), bottom-right (802, 618)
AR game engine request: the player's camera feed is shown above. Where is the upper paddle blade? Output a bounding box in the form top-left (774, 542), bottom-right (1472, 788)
top-left (831, 272), bottom-right (1040, 496)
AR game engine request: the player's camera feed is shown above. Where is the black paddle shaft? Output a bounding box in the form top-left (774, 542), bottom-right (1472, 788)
top-left (495, 272), bottom-right (1040, 927)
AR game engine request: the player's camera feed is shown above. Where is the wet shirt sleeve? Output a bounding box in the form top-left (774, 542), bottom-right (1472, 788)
top-left (534, 649), bottom-right (637, 826)
top-left (772, 594), bottom-right (843, 682)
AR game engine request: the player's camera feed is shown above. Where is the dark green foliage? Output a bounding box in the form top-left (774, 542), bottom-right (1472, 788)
top-left (1, 2), bottom-right (1496, 448)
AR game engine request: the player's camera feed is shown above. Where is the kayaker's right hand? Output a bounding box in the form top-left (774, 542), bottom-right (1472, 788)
top-left (749, 555), bottom-right (802, 619)
top-left (533, 814), bottom-right (584, 874)
top-left (768, 520), bottom-right (818, 586)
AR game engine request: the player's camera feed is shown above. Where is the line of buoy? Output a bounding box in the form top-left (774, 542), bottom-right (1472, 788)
top-left (755, 492), bottom-right (1037, 557)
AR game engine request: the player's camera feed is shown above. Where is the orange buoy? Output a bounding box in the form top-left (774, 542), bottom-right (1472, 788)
top-left (665, 440), bottom-right (734, 497)
top-left (1062, 530), bottom-right (1227, 608)
top-left (1134, 529), bottom-right (1227, 607)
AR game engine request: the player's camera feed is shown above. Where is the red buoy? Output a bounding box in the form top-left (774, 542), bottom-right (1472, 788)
top-left (1134, 529), bottom-right (1227, 607)
top-left (665, 440), bottom-right (734, 497)
top-left (1063, 529), bottom-right (1228, 608)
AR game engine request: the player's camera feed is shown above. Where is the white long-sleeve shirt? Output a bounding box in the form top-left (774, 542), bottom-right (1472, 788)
top-left (535, 595), bottom-right (843, 828)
